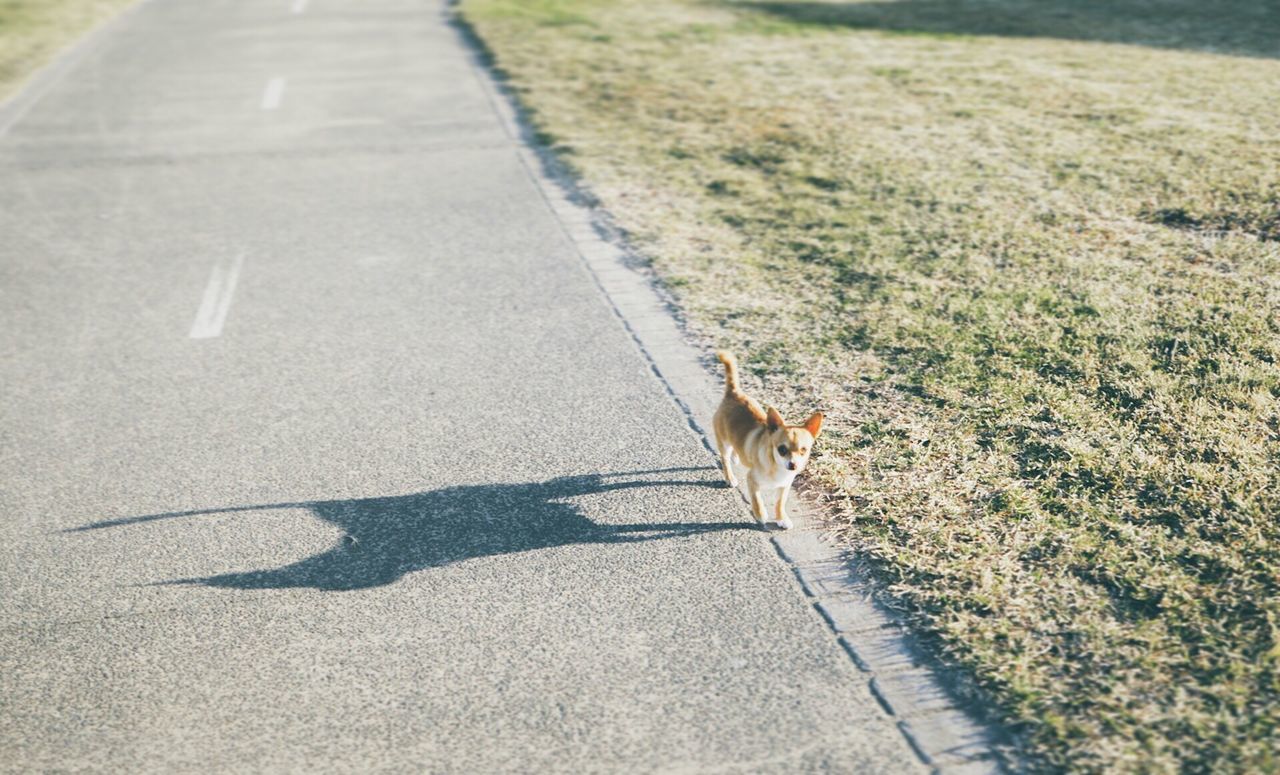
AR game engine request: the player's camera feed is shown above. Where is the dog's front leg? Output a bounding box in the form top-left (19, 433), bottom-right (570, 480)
top-left (774, 486), bottom-right (793, 530)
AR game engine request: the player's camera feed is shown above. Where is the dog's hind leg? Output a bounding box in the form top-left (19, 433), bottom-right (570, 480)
top-left (714, 433), bottom-right (738, 488)
top-left (746, 471), bottom-right (767, 522)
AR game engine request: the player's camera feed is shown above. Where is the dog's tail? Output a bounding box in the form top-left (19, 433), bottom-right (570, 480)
top-left (716, 350), bottom-right (742, 396)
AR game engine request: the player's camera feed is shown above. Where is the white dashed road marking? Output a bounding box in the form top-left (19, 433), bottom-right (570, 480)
top-left (261, 77), bottom-right (286, 110)
top-left (189, 253), bottom-right (245, 339)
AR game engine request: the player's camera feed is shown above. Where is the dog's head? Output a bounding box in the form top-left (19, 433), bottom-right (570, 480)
top-left (766, 407), bottom-right (824, 473)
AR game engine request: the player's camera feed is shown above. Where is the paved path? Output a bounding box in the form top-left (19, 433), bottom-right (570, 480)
top-left (0, 1), bottom-right (921, 771)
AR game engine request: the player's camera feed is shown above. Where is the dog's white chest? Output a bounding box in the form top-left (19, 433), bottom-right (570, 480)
top-left (756, 466), bottom-right (798, 488)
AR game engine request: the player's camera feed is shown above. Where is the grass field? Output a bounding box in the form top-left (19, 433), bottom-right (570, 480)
top-left (458, 0), bottom-right (1280, 770)
top-left (0, 0), bottom-right (136, 102)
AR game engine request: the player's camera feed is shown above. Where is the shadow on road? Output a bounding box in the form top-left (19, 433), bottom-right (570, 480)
top-left (69, 468), bottom-right (748, 591)
top-left (734, 0), bottom-right (1280, 58)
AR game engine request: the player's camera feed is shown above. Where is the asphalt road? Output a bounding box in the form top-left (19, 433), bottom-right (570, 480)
top-left (0, 0), bottom-right (921, 771)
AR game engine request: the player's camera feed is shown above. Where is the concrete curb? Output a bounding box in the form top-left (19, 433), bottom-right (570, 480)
top-left (448, 5), bottom-right (1020, 772)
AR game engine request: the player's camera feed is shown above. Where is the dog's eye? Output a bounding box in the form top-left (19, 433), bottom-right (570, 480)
top-left (778, 444), bottom-right (789, 456)
top-left (799, 447), bottom-right (807, 455)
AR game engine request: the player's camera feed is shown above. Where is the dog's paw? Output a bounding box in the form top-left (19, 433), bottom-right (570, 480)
top-left (773, 517), bottom-right (794, 531)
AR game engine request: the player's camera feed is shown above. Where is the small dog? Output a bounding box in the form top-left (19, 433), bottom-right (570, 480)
top-left (712, 351), bottom-right (823, 529)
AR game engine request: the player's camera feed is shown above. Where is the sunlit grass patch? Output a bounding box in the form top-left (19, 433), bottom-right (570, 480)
top-left (460, 0), bottom-right (1280, 770)
top-left (0, 0), bottom-right (137, 102)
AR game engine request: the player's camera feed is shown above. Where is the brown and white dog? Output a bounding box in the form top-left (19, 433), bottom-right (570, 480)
top-left (712, 351), bottom-right (823, 529)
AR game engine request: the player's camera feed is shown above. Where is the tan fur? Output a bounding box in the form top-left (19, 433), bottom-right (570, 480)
top-left (712, 351), bottom-right (824, 529)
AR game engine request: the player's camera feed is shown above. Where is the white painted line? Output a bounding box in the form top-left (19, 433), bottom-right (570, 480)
top-left (261, 77), bottom-right (286, 110)
top-left (291, 0), bottom-right (308, 14)
top-left (189, 253), bottom-right (245, 339)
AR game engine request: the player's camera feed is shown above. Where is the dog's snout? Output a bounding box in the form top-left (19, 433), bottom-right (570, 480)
top-left (787, 461), bottom-right (797, 471)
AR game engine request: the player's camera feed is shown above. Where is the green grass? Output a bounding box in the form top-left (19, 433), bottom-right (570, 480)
top-left (0, 0), bottom-right (137, 102)
top-left (458, 0), bottom-right (1280, 770)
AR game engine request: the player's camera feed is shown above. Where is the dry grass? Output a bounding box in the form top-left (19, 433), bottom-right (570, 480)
top-left (0, 0), bottom-right (136, 102)
top-left (459, 0), bottom-right (1280, 770)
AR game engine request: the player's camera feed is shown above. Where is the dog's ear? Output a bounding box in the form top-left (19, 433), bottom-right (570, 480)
top-left (766, 406), bottom-right (785, 432)
top-left (804, 411), bottom-right (824, 438)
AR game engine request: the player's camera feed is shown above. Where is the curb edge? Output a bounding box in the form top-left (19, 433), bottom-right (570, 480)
top-left (447, 5), bottom-right (1021, 771)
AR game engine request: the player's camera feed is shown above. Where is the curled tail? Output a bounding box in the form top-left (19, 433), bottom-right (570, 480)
top-left (716, 350), bottom-right (741, 395)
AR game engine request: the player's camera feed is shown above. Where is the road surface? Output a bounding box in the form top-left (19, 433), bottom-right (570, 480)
top-left (0, 0), bottom-right (921, 771)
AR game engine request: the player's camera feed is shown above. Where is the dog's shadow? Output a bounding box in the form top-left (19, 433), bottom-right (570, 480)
top-left (69, 468), bottom-right (747, 591)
